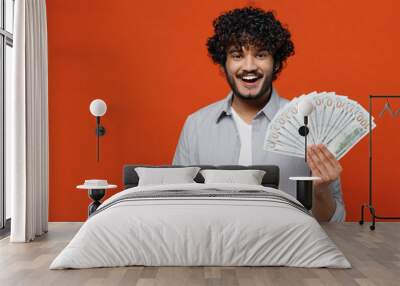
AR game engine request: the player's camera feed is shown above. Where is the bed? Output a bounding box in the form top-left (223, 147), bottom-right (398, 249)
top-left (50, 165), bottom-right (350, 269)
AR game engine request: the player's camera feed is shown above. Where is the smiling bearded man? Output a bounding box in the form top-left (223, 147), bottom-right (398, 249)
top-left (173, 7), bottom-right (345, 222)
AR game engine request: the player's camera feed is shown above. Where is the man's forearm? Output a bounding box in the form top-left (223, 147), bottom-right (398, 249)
top-left (312, 185), bottom-right (336, 221)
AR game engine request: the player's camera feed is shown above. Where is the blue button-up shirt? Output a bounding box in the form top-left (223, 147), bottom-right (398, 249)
top-left (173, 89), bottom-right (345, 222)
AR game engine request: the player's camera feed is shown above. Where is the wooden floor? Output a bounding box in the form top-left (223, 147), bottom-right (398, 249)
top-left (0, 222), bottom-right (399, 286)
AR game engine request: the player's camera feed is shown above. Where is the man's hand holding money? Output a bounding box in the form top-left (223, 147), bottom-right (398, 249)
top-left (307, 144), bottom-right (342, 220)
top-left (307, 144), bottom-right (343, 189)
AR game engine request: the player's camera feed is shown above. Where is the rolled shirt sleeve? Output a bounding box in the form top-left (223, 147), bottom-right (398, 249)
top-left (328, 177), bottom-right (346, 222)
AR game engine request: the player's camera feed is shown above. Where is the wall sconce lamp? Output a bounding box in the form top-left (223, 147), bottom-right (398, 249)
top-left (290, 99), bottom-right (320, 211)
top-left (89, 99), bottom-right (107, 162)
top-left (298, 99), bottom-right (314, 164)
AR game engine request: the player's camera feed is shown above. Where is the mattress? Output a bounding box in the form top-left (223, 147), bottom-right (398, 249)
top-left (50, 183), bottom-right (351, 269)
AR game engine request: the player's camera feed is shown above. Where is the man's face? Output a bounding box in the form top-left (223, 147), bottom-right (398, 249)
top-left (224, 45), bottom-right (274, 100)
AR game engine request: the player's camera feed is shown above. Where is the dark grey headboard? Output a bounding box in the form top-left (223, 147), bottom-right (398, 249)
top-left (123, 165), bottom-right (279, 189)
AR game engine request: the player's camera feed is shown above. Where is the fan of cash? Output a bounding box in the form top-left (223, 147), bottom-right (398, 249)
top-left (264, 91), bottom-right (376, 160)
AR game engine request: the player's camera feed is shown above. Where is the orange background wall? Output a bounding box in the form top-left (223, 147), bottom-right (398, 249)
top-left (47, 0), bottom-right (400, 221)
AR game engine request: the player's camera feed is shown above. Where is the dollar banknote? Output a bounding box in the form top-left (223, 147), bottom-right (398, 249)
top-left (264, 91), bottom-right (376, 160)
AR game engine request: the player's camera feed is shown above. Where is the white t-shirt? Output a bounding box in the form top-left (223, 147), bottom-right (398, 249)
top-left (231, 107), bottom-right (252, 165)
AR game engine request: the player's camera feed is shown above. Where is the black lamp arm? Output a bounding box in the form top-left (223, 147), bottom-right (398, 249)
top-left (95, 116), bottom-right (106, 136)
top-left (95, 116), bottom-right (106, 162)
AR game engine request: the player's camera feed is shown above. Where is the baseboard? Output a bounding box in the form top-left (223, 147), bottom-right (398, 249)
top-left (0, 218), bottom-right (11, 239)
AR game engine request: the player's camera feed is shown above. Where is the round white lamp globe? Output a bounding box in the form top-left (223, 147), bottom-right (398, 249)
top-left (89, 99), bottom-right (107, 117)
top-left (298, 99), bottom-right (314, 116)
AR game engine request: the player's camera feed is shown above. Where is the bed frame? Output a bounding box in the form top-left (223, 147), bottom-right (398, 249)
top-left (123, 165), bottom-right (280, 189)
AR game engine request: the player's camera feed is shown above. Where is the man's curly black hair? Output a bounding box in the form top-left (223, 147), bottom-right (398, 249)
top-left (207, 6), bottom-right (294, 80)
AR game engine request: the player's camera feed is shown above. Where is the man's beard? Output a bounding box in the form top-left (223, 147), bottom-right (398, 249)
top-left (225, 71), bottom-right (273, 101)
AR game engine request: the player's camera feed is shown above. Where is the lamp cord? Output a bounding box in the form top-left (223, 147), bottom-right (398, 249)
top-left (96, 116), bottom-right (100, 162)
top-left (97, 130), bottom-right (99, 162)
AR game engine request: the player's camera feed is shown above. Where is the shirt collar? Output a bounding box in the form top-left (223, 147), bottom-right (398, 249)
top-left (216, 88), bottom-right (280, 123)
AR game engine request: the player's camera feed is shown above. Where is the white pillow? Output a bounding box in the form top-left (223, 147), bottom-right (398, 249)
top-left (200, 169), bottom-right (266, 185)
top-left (135, 167), bottom-right (201, 186)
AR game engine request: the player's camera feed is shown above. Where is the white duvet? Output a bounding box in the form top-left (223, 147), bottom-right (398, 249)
top-left (50, 183), bottom-right (351, 269)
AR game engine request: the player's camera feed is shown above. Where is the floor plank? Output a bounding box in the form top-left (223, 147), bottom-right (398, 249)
top-left (0, 222), bottom-right (399, 286)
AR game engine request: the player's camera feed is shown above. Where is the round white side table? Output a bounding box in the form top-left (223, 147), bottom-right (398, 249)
top-left (77, 183), bottom-right (117, 216)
